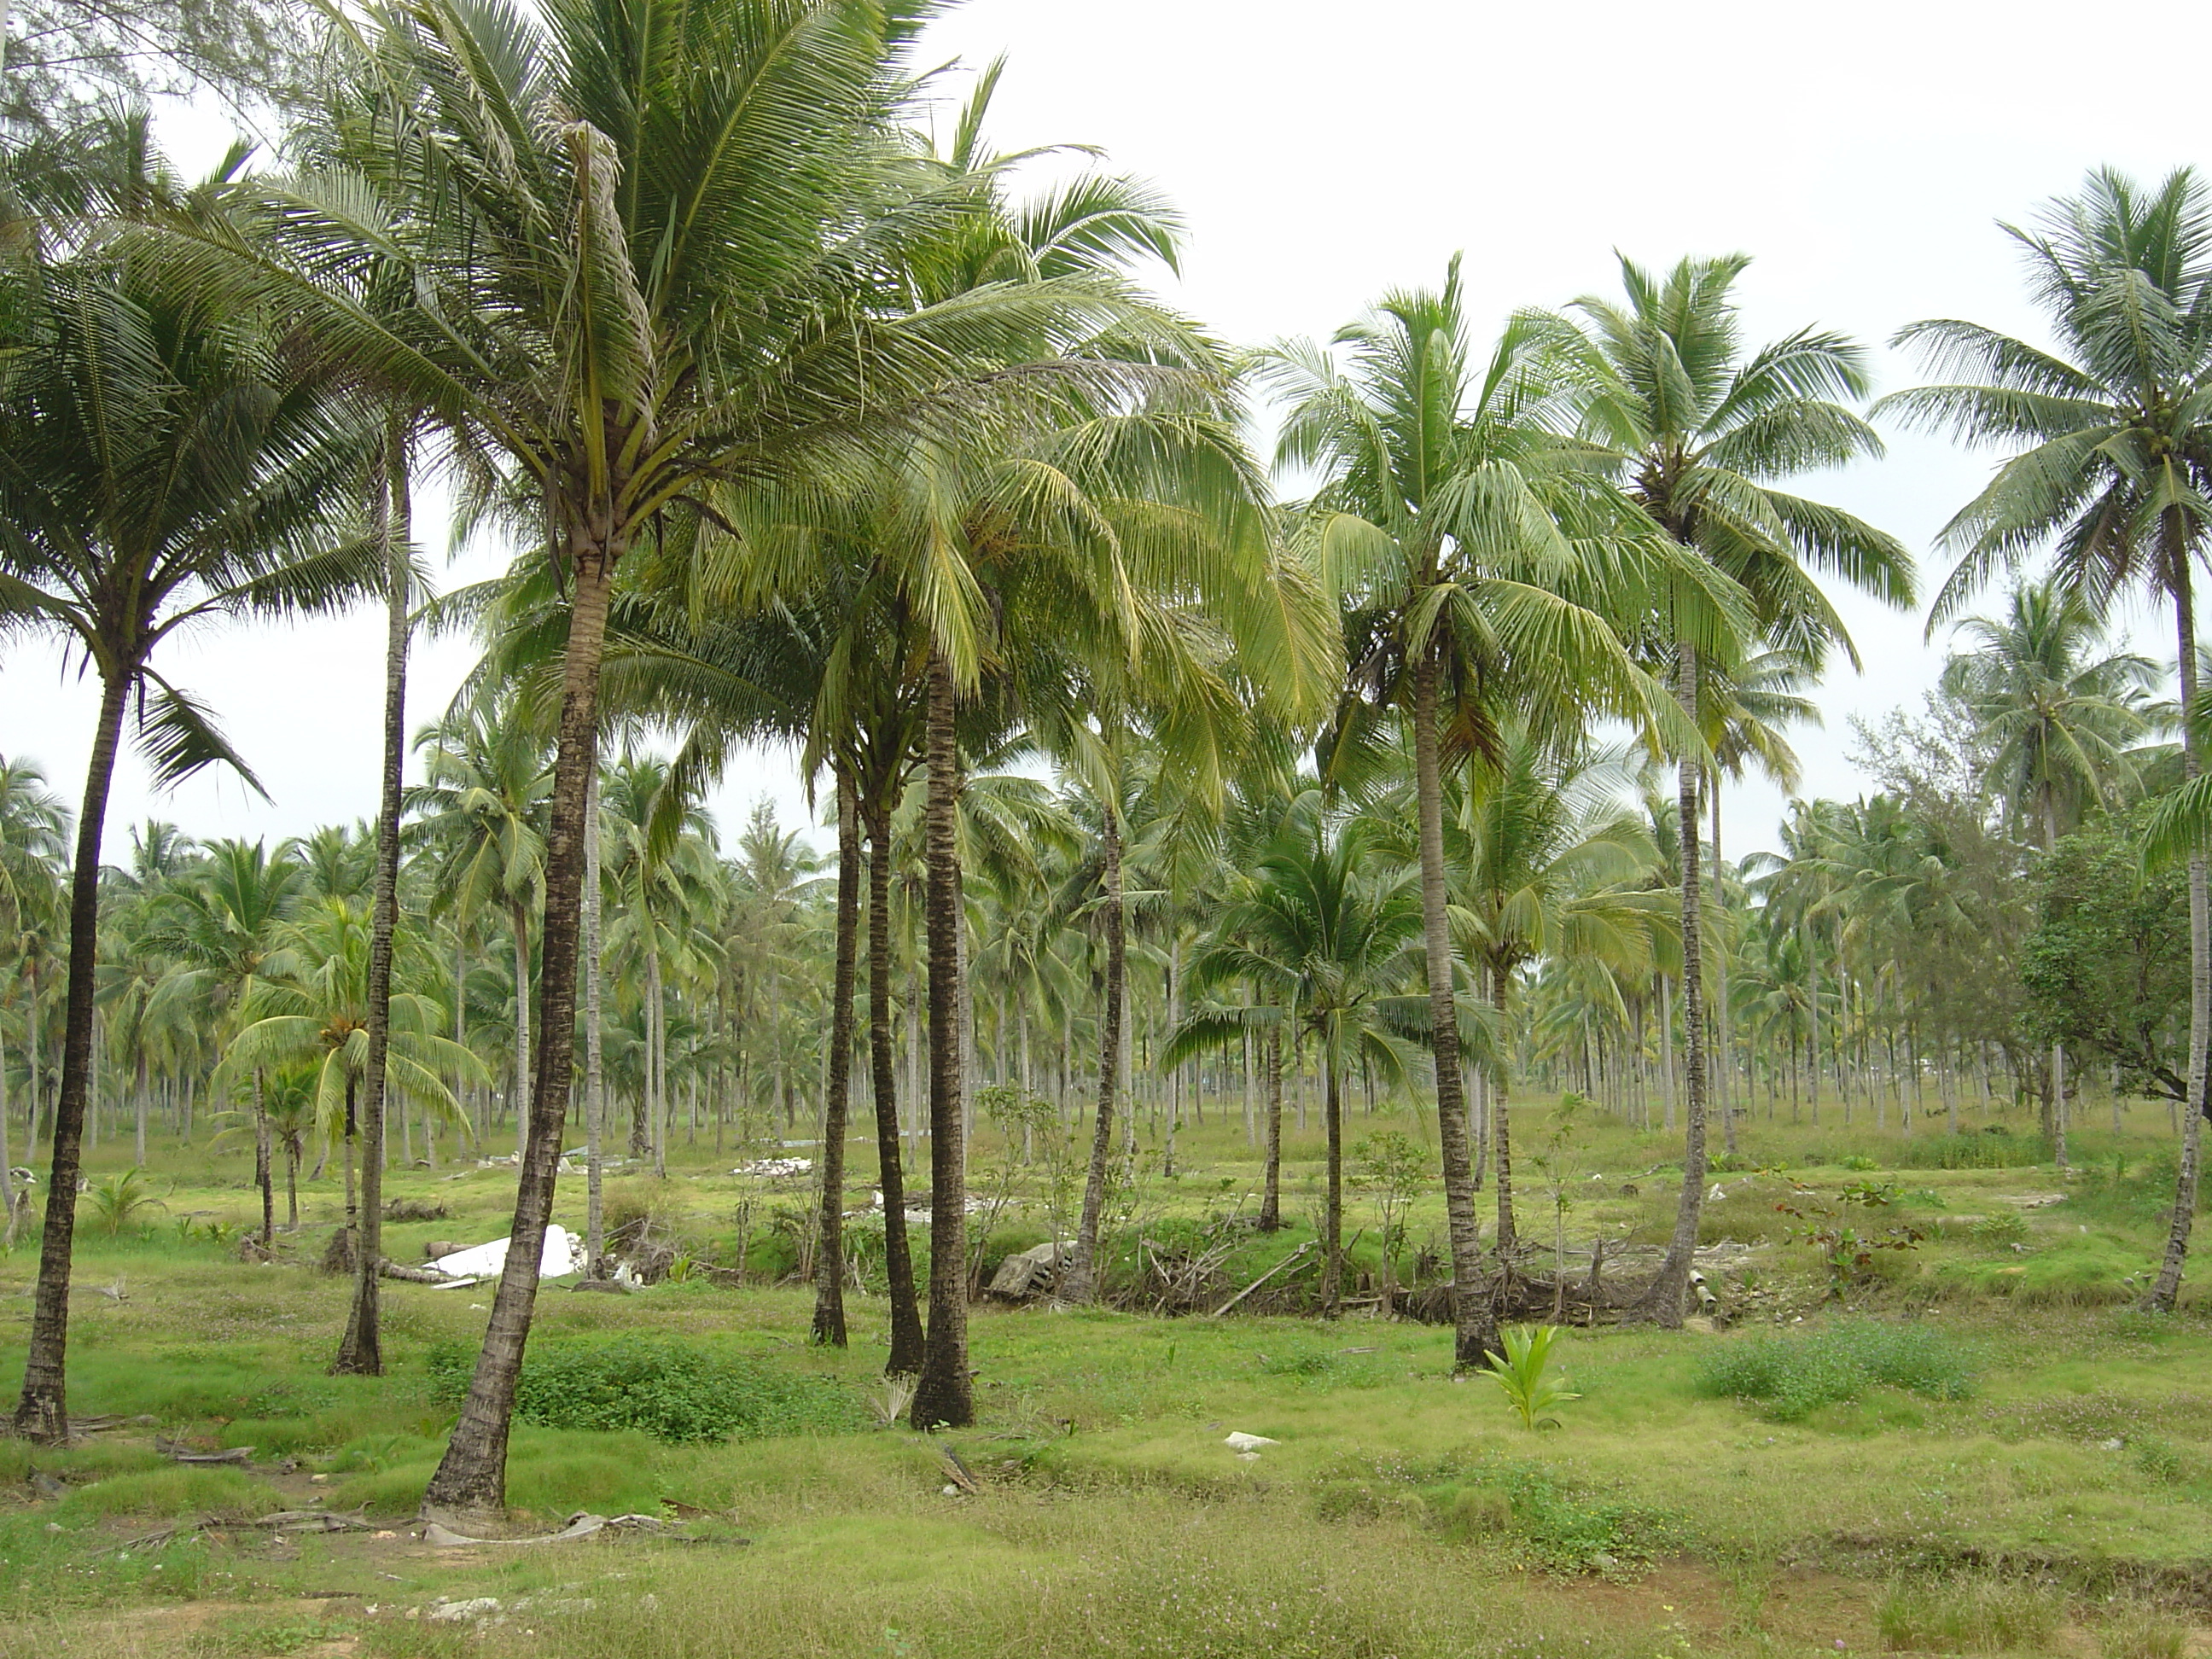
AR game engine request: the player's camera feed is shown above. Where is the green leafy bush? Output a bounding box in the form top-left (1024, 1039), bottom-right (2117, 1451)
top-left (1889, 1132), bottom-right (2051, 1170)
top-left (425, 1338), bottom-right (868, 1444)
top-left (1694, 1320), bottom-right (1977, 1420)
top-left (1420, 1464), bottom-right (1676, 1573)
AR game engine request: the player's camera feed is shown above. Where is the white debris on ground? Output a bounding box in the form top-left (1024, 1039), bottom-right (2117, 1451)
top-left (731, 1157), bottom-right (812, 1179)
top-left (425, 1225), bottom-right (585, 1287)
top-left (1223, 1432), bottom-right (1279, 1453)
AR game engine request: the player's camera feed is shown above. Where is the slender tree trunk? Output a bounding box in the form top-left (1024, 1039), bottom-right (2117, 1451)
top-left (14, 672), bottom-right (130, 1441)
top-left (1259, 1020), bottom-right (1284, 1231)
top-left (1412, 653), bottom-right (1496, 1365)
top-left (508, 900), bottom-right (532, 1164)
top-left (421, 534), bottom-right (616, 1521)
top-left (911, 651), bottom-right (972, 1430)
top-left (1635, 639), bottom-right (1708, 1327)
top-left (1066, 795), bottom-right (1125, 1302)
top-left (646, 945), bottom-right (667, 1179)
top-left (583, 770), bottom-right (606, 1276)
top-left (1492, 967), bottom-right (1516, 1252)
top-left (1658, 974), bottom-right (1676, 1135)
top-left (811, 777), bottom-right (859, 1348)
top-left (867, 799), bottom-right (925, 1373)
top-left (1319, 1049), bottom-right (1342, 1312)
top-left (2148, 558), bottom-right (2207, 1311)
top-left (285, 1138), bottom-right (299, 1231)
top-left (337, 430), bottom-right (409, 1376)
top-left (1712, 785), bottom-right (1737, 1157)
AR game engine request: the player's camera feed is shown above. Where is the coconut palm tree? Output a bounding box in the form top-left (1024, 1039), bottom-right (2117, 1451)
top-left (1553, 253), bottom-right (1912, 1326)
top-left (0, 138), bottom-right (375, 1441)
top-left (142, 840), bottom-right (306, 1243)
top-left (0, 757), bottom-right (69, 1230)
top-left (1169, 793), bottom-right (1423, 1309)
top-left (1879, 168), bottom-right (2212, 1310)
top-left (1263, 265), bottom-right (1736, 1364)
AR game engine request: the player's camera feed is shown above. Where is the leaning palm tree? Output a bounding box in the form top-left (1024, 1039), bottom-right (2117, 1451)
top-left (0, 137), bottom-right (375, 1441)
top-left (1878, 168), bottom-right (2212, 1311)
top-left (1263, 263), bottom-right (1738, 1365)
top-left (1552, 253), bottom-right (1913, 1326)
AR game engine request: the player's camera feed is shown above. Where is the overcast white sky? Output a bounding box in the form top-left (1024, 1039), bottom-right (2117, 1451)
top-left (6, 0), bottom-right (2208, 859)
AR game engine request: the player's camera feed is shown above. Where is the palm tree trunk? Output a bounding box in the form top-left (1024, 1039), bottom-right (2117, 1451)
top-left (1319, 1045), bottom-right (1342, 1313)
top-left (286, 1138), bottom-right (300, 1231)
top-left (1491, 966), bottom-right (1516, 1251)
top-left (1260, 1020), bottom-right (1284, 1231)
top-left (583, 771), bottom-right (605, 1276)
top-left (1412, 652), bottom-right (1494, 1365)
top-left (910, 649), bottom-right (973, 1431)
top-left (811, 775), bottom-right (859, 1348)
top-left (341, 1076), bottom-right (358, 1267)
top-left (2148, 555), bottom-right (2207, 1311)
top-left (14, 670), bottom-right (130, 1442)
top-left (1067, 795), bottom-right (1125, 1302)
top-left (647, 944), bottom-right (667, 1178)
top-left (1712, 786), bottom-right (1737, 1158)
top-left (422, 535), bottom-right (617, 1521)
top-left (867, 797), bottom-right (925, 1373)
top-left (337, 429), bottom-right (409, 1377)
top-left (1635, 639), bottom-right (1709, 1327)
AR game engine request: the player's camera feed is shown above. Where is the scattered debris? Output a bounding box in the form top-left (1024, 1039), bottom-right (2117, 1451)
top-left (428, 1597), bottom-right (504, 1624)
top-left (1210, 1242), bottom-right (1316, 1317)
top-left (986, 1241), bottom-right (1072, 1300)
top-left (156, 1440), bottom-right (252, 1466)
top-left (427, 1225), bottom-right (585, 1284)
top-left (940, 1450), bottom-right (981, 1494)
top-left (1223, 1432), bottom-right (1279, 1452)
top-left (423, 1510), bottom-right (668, 1548)
top-left (382, 1197), bottom-right (449, 1223)
top-left (731, 1157), bottom-right (812, 1179)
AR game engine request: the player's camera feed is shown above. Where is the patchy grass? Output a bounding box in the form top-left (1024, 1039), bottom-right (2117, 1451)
top-left (1694, 1319), bottom-right (1980, 1419)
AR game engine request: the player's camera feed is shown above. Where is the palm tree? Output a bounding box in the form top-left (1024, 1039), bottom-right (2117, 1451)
top-left (1264, 264), bottom-right (1729, 1365)
top-left (224, 899), bottom-right (480, 1255)
top-left (0, 757), bottom-right (69, 1231)
top-left (1879, 168), bottom-right (2212, 1310)
top-left (1170, 794), bottom-right (1422, 1309)
top-left (143, 840), bottom-right (306, 1243)
top-left (1447, 730), bottom-right (1666, 1255)
top-left (0, 137), bottom-right (374, 1441)
top-left (1554, 253), bottom-right (1912, 1326)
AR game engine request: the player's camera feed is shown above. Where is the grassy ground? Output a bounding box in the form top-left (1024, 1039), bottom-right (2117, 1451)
top-left (0, 1091), bottom-right (2207, 1657)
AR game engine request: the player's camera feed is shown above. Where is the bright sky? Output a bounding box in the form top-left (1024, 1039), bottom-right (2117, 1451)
top-left (5, 0), bottom-right (2208, 860)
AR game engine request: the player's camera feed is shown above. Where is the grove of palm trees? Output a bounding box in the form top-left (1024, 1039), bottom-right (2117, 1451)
top-left (4, 3), bottom-right (2212, 1655)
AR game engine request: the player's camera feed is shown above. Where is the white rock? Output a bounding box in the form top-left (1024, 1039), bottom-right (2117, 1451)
top-left (1223, 1432), bottom-right (1279, 1452)
top-left (428, 1598), bottom-right (502, 1624)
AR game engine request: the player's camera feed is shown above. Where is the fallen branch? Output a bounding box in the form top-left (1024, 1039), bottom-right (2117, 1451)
top-left (1210, 1240), bottom-right (1315, 1317)
top-left (423, 1511), bottom-right (667, 1549)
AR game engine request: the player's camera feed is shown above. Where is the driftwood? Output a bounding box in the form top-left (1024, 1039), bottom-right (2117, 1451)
top-left (156, 1440), bottom-right (252, 1465)
top-left (375, 1258), bottom-right (453, 1284)
top-left (1210, 1240), bottom-right (1316, 1317)
top-left (424, 1511), bottom-right (668, 1549)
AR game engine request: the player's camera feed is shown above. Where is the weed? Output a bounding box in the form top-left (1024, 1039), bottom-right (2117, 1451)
top-left (1475, 1324), bottom-right (1582, 1430)
top-left (84, 1169), bottom-right (165, 1236)
top-left (2100, 1607), bottom-right (2191, 1659)
top-left (1696, 1319), bottom-right (1977, 1419)
top-left (1877, 1576), bottom-right (2064, 1651)
top-left (1970, 1208), bottom-right (2030, 1247)
top-left (425, 1336), bottom-right (869, 1443)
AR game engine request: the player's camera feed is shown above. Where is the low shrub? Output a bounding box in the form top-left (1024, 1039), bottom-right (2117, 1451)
top-left (425, 1336), bottom-right (869, 1444)
top-left (59, 1465), bottom-right (261, 1518)
top-left (1877, 1576), bottom-right (2063, 1652)
top-left (1969, 1208), bottom-right (2029, 1248)
top-left (2101, 1607), bottom-right (2191, 1659)
top-left (1889, 1132), bottom-right (2051, 1171)
top-left (1932, 1237), bottom-right (2150, 1306)
top-left (1694, 1319), bottom-right (1977, 1420)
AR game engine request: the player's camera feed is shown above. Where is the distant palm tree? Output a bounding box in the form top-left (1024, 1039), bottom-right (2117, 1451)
top-left (1555, 253), bottom-right (1912, 1326)
top-left (1171, 795), bottom-right (1423, 1310)
top-left (1881, 167), bottom-right (2212, 1310)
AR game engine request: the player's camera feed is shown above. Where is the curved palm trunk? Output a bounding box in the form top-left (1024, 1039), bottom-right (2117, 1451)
top-left (422, 542), bottom-right (616, 1522)
top-left (867, 799), bottom-right (925, 1373)
top-left (910, 650), bottom-right (972, 1430)
top-left (337, 432), bottom-right (409, 1376)
top-left (1065, 799), bottom-right (1125, 1301)
top-left (1259, 1020), bottom-right (1284, 1231)
top-left (14, 672), bottom-right (130, 1441)
top-left (811, 776), bottom-right (859, 1348)
top-left (2148, 556), bottom-right (2208, 1311)
top-left (1412, 653), bottom-right (1496, 1366)
top-left (583, 771), bottom-right (606, 1276)
top-left (1636, 640), bottom-right (1709, 1327)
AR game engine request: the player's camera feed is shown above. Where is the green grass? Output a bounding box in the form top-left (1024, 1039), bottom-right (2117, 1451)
top-left (1694, 1318), bottom-right (1980, 1419)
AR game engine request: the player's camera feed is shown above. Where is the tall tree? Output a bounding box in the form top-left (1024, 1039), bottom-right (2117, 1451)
top-left (1882, 168), bottom-right (2212, 1311)
top-left (1557, 253), bottom-right (1912, 1325)
top-left (0, 139), bottom-right (373, 1439)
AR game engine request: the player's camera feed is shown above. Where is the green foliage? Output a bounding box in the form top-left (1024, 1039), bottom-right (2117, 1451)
top-left (1889, 1131), bottom-right (2052, 1170)
top-left (1970, 1208), bottom-right (2030, 1248)
top-left (83, 1168), bottom-right (165, 1237)
top-left (1877, 1577), bottom-right (2064, 1652)
top-left (1933, 1236), bottom-right (2152, 1305)
top-left (1695, 1320), bottom-right (1978, 1419)
top-left (425, 1338), bottom-right (869, 1444)
top-left (2101, 1607), bottom-right (2192, 1659)
top-left (1475, 1324), bottom-right (1582, 1431)
top-left (1426, 1464), bottom-right (1676, 1574)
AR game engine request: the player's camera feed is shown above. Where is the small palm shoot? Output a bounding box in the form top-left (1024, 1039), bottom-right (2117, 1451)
top-left (1476, 1324), bottom-right (1581, 1431)
top-left (84, 1170), bottom-right (165, 1238)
